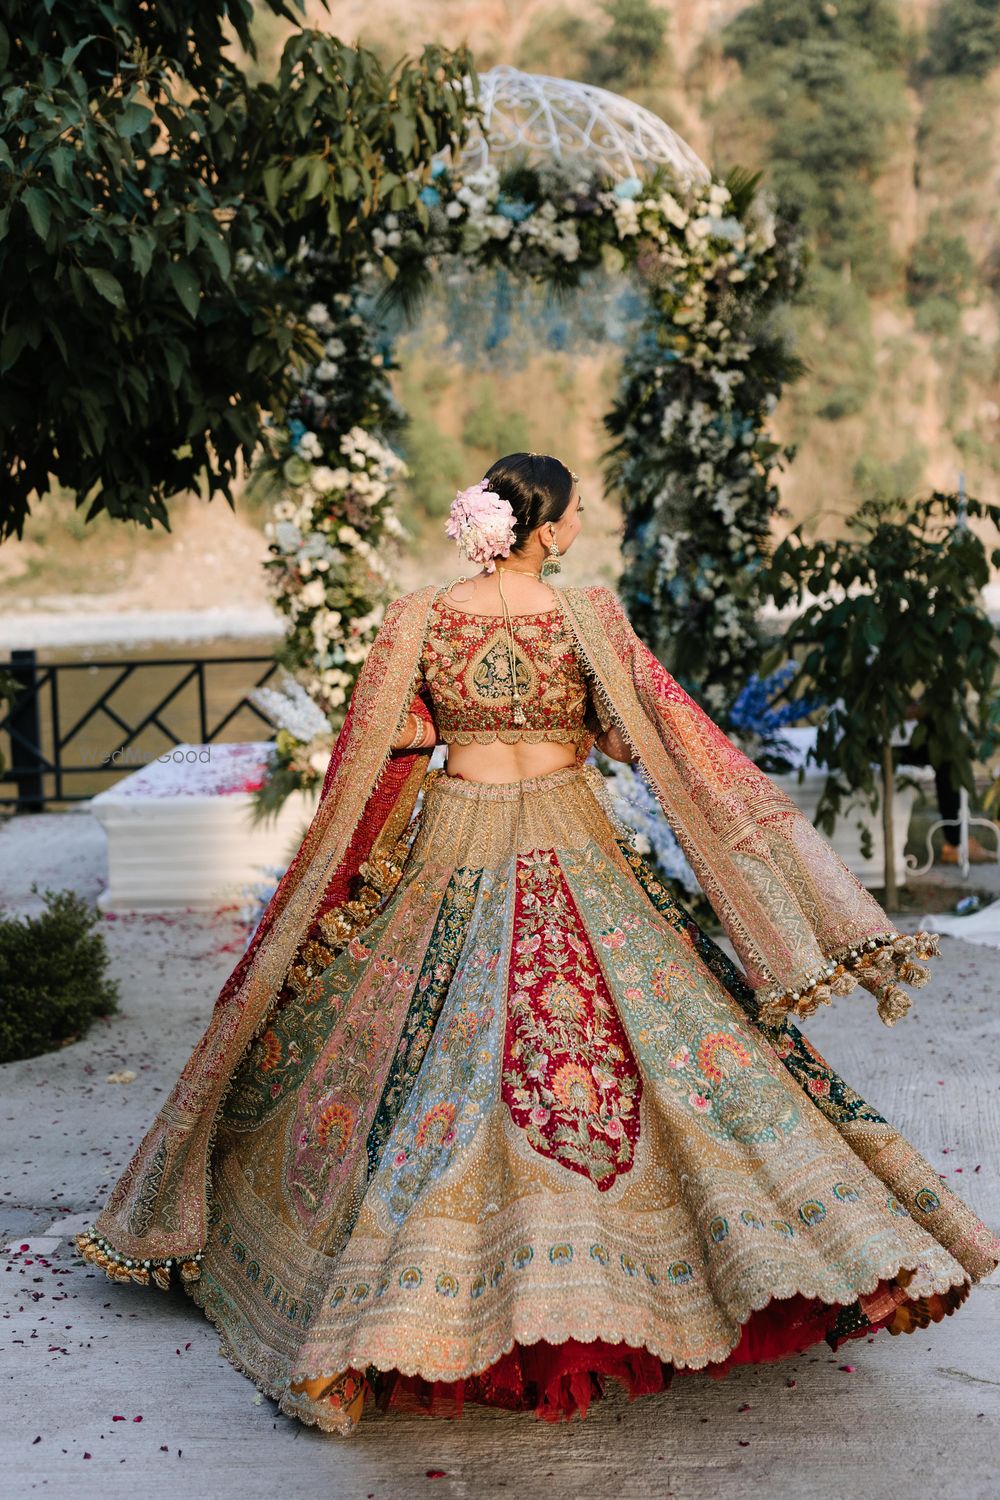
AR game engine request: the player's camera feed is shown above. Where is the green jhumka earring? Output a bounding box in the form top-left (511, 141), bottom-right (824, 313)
top-left (540, 541), bottom-right (562, 580)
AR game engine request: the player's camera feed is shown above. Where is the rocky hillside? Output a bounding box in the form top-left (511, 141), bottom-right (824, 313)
top-left (4, 0), bottom-right (997, 623)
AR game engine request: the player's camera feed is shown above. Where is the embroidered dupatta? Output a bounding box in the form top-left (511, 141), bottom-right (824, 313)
top-left (79, 581), bottom-right (938, 1285)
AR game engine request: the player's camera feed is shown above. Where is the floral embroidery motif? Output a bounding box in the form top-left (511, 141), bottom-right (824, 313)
top-left (502, 850), bottom-right (642, 1190)
top-left (419, 596), bottom-right (590, 745)
top-left (365, 869), bottom-right (483, 1175)
top-left (313, 1101), bottom-right (355, 1158)
top-left (371, 867), bottom-right (513, 1227)
top-left (559, 845), bottom-right (801, 1148)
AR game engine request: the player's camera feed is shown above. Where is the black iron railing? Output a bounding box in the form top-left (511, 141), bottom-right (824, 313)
top-left (0, 649), bottom-right (281, 809)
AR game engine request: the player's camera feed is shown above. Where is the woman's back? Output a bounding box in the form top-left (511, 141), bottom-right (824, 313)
top-left (421, 575), bottom-right (591, 783)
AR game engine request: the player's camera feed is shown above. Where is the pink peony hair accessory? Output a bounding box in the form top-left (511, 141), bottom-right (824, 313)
top-left (445, 479), bottom-right (517, 574)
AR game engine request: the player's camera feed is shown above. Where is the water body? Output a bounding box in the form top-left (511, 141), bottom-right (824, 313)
top-left (6, 633), bottom-right (285, 805)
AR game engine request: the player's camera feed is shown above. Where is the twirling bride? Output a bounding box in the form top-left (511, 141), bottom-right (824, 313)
top-left (78, 452), bottom-right (999, 1432)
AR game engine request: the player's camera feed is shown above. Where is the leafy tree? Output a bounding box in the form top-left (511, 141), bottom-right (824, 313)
top-left (586, 0), bottom-right (671, 90)
top-left (926, 0), bottom-right (1000, 78)
top-left (0, 1), bottom-right (476, 541)
top-left (723, 0), bottom-right (907, 72)
top-left (762, 492), bottom-right (1000, 905)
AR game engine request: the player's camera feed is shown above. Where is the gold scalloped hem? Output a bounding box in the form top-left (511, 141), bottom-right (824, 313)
top-left (187, 1253), bottom-right (974, 1433)
top-left (74, 1228), bottom-right (202, 1290)
top-left (188, 1281), bottom-right (366, 1436)
top-left (438, 729), bottom-right (587, 746)
top-left (756, 930), bottom-right (943, 1029)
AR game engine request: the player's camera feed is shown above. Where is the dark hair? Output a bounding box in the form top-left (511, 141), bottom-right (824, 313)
top-left (483, 453), bottom-right (574, 552)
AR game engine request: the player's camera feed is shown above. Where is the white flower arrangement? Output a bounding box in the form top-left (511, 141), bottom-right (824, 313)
top-left (248, 675), bottom-right (331, 741)
top-left (599, 759), bottom-right (701, 897)
top-left (256, 156), bottom-right (802, 810)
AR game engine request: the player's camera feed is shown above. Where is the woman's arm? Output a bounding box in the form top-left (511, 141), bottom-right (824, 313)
top-left (390, 692), bottom-right (438, 752)
top-left (595, 723), bottom-right (633, 764)
top-left (583, 679), bottom-right (633, 764)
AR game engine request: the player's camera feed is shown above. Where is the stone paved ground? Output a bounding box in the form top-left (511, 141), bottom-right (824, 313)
top-left (1, 812), bottom-right (998, 1500)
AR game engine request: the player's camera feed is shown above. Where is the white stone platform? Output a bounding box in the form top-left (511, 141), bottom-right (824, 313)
top-left (86, 741), bottom-right (319, 913)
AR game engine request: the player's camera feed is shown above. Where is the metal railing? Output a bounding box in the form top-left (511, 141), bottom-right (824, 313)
top-left (0, 648), bottom-right (281, 809)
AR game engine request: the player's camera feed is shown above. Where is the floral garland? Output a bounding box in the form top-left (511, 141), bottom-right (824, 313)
top-left (249, 287), bottom-right (409, 803)
top-left (252, 154), bottom-right (805, 805)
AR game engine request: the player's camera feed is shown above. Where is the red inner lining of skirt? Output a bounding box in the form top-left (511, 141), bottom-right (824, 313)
top-left (373, 1282), bottom-right (901, 1423)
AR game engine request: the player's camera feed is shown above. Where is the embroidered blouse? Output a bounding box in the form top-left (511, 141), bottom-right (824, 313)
top-left (418, 592), bottom-right (605, 746)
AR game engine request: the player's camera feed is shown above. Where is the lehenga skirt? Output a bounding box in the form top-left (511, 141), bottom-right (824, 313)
top-left (191, 762), bottom-right (999, 1433)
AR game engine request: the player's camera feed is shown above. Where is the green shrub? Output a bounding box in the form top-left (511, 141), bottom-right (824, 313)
top-left (797, 270), bottom-right (878, 420)
top-left (586, 0), bottom-right (671, 90)
top-left (914, 293), bottom-right (962, 336)
top-left (926, 0), bottom-right (1000, 78)
top-left (907, 218), bottom-right (976, 305)
top-left (0, 887), bottom-right (119, 1064)
top-left (460, 387), bottom-right (531, 458)
top-left (853, 448), bottom-right (928, 502)
top-left (723, 0), bottom-right (907, 72)
top-left (517, 6), bottom-right (597, 79)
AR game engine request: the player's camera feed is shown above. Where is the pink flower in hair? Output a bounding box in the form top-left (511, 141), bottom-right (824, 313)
top-left (445, 479), bottom-right (517, 573)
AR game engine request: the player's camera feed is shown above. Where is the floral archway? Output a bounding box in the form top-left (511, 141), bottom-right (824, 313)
top-left (249, 66), bottom-right (806, 810)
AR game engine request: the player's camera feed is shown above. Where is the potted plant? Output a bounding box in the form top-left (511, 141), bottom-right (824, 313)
top-left (761, 491), bottom-right (1000, 906)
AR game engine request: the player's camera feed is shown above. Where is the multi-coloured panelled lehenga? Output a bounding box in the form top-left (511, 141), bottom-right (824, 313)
top-left (78, 583), bottom-right (1000, 1433)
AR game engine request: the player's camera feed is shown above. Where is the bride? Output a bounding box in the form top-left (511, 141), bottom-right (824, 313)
top-left (78, 452), bottom-right (1000, 1432)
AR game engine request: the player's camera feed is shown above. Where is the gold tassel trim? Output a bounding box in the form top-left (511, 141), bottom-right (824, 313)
top-left (314, 824), bottom-right (425, 954)
top-left (74, 1229), bottom-right (203, 1290)
top-left (756, 930), bottom-right (942, 1029)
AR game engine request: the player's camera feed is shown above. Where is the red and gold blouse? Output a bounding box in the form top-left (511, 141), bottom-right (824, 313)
top-left (418, 592), bottom-right (602, 746)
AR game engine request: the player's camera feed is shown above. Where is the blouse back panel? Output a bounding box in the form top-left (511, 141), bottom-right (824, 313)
top-left (419, 594), bottom-right (592, 746)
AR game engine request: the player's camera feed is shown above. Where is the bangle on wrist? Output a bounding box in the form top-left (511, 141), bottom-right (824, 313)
top-left (405, 714), bottom-right (425, 750)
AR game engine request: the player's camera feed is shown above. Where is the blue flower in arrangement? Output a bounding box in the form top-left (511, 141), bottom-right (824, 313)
top-left (728, 663), bottom-right (824, 740)
top-left (419, 185), bottom-right (441, 207)
top-left (287, 418), bottom-right (307, 451)
top-left (430, 159), bottom-right (448, 179)
top-left (613, 176), bottom-right (643, 200)
top-left (708, 215), bottom-right (744, 243)
top-left (496, 195), bottom-right (534, 222)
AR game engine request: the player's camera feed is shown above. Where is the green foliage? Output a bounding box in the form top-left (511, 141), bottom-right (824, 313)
top-left (914, 294), bottom-right (962, 336)
top-left (0, 887), bottom-right (120, 1063)
top-left (915, 75), bottom-right (996, 188)
top-left (738, 39), bottom-right (905, 289)
top-left (852, 449), bottom-right (928, 504)
top-left (926, 0), bottom-right (1000, 78)
top-left (907, 217), bottom-right (976, 305)
top-left (0, 1), bottom-right (477, 541)
top-left (585, 0), bottom-right (671, 90)
top-left (762, 492), bottom-right (1000, 868)
top-left (460, 387), bottom-right (531, 458)
top-left (397, 374), bottom-right (466, 521)
top-left (798, 269), bottom-right (877, 420)
top-left (723, 0), bottom-right (908, 70)
top-left (516, 6), bottom-right (598, 79)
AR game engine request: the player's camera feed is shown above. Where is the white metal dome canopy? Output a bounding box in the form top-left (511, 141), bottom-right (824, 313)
top-left (443, 64), bottom-right (710, 185)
